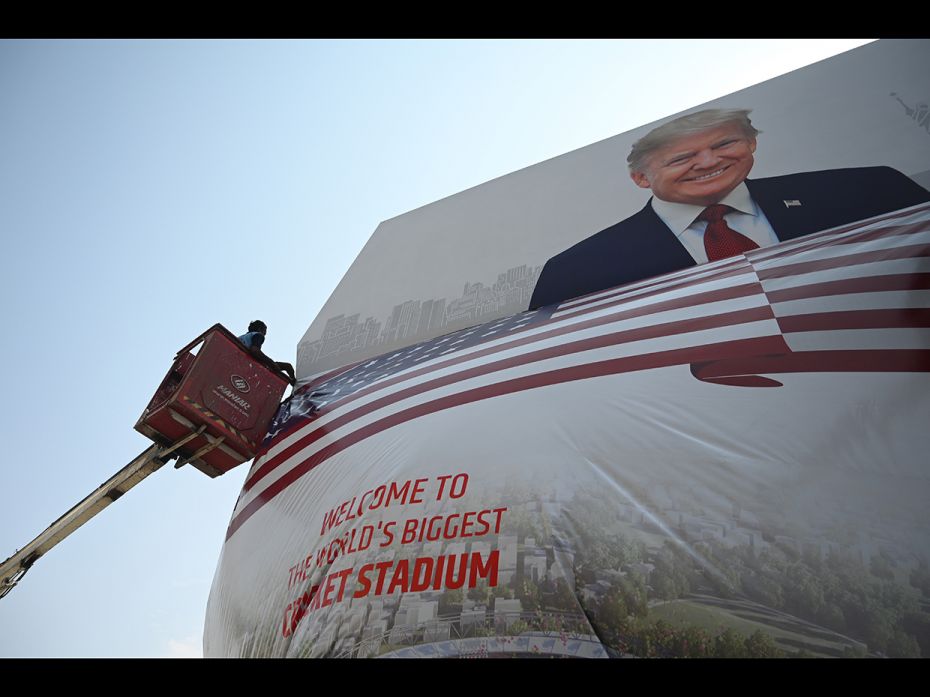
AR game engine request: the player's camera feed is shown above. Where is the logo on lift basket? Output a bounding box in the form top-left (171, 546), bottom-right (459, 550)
top-left (231, 375), bottom-right (251, 393)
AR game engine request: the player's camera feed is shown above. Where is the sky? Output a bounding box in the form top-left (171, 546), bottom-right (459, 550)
top-left (0, 38), bottom-right (873, 658)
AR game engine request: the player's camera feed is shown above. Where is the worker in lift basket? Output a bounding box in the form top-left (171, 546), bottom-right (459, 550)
top-left (239, 320), bottom-right (297, 386)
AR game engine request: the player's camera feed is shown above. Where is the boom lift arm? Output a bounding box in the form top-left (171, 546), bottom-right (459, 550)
top-left (0, 323), bottom-right (289, 601)
top-left (0, 427), bottom-right (221, 600)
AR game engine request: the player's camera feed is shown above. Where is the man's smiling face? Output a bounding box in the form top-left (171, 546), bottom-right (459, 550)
top-left (630, 123), bottom-right (757, 206)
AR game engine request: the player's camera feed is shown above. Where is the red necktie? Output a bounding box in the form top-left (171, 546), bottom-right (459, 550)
top-left (699, 204), bottom-right (760, 262)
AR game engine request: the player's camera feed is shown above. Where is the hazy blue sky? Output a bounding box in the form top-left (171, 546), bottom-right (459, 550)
top-left (0, 39), bottom-right (871, 657)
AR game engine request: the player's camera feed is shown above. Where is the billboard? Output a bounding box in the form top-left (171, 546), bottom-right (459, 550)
top-left (205, 41), bottom-right (930, 658)
top-left (296, 39), bottom-right (930, 382)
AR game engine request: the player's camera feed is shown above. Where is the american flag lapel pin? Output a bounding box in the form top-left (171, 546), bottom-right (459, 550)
top-left (784, 199), bottom-right (802, 208)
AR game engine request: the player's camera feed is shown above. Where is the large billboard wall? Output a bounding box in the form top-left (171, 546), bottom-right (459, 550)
top-left (296, 39), bottom-right (930, 383)
top-left (205, 40), bottom-right (930, 658)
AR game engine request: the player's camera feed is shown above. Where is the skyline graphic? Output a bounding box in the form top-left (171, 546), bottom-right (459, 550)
top-left (300, 263), bottom-right (542, 374)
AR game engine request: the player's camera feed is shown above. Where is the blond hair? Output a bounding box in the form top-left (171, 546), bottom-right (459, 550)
top-left (627, 109), bottom-right (760, 173)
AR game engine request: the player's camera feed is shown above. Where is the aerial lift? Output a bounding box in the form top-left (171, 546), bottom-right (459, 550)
top-left (0, 324), bottom-right (290, 599)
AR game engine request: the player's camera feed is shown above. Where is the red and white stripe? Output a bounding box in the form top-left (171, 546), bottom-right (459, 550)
top-left (226, 202), bottom-right (930, 540)
top-left (753, 203), bottom-right (930, 353)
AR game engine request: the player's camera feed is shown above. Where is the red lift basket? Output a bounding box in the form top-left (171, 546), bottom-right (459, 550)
top-left (135, 324), bottom-right (289, 477)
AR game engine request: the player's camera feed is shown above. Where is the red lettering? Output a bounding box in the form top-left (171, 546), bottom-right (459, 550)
top-left (282, 569), bottom-right (360, 633)
top-left (354, 564), bottom-right (374, 598)
top-left (409, 478), bottom-right (428, 504)
top-left (290, 602), bottom-right (300, 633)
top-left (468, 549), bottom-right (499, 588)
top-left (475, 510), bottom-right (492, 536)
top-left (344, 496), bottom-right (358, 522)
top-left (358, 525), bottom-right (374, 551)
top-left (449, 473), bottom-right (468, 498)
top-left (443, 513), bottom-right (460, 540)
top-left (434, 474), bottom-right (452, 499)
top-left (490, 507), bottom-right (507, 534)
top-left (357, 489), bottom-right (373, 515)
top-left (286, 585), bottom-right (320, 636)
top-left (460, 511), bottom-right (475, 537)
top-left (373, 561), bottom-right (393, 595)
top-left (294, 590), bottom-right (312, 628)
top-left (320, 477), bottom-right (443, 537)
top-left (308, 583), bottom-right (323, 612)
top-left (444, 553), bottom-right (467, 590)
top-left (345, 528), bottom-right (358, 554)
top-left (369, 485), bottom-right (386, 509)
top-left (432, 555), bottom-right (447, 590)
top-left (427, 515), bottom-right (445, 541)
top-left (380, 521), bottom-right (395, 546)
top-left (326, 537), bottom-right (342, 564)
top-left (334, 568), bottom-right (353, 602)
top-left (322, 572), bottom-right (339, 607)
top-left (282, 602), bottom-right (292, 636)
top-left (387, 480), bottom-right (411, 506)
top-left (401, 518), bottom-right (419, 544)
top-left (334, 500), bottom-right (349, 527)
top-left (392, 509), bottom-right (509, 544)
top-left (411, 557), bottom-right (433, 592)
top-left (387, 559), bottom-right (410, 594)
top-left (320, 508), bottom-right (335, 535)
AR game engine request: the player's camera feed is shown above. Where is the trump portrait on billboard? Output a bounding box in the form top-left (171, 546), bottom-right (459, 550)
top-left (529, 108), bottom-right (930, 310)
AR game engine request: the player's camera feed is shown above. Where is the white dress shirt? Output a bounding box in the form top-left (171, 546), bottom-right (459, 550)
top-left (650, 183), bottom-right (780, 264)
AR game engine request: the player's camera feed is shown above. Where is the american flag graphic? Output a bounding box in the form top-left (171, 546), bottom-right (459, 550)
top-left (226, 202), bottom-right (930, 540)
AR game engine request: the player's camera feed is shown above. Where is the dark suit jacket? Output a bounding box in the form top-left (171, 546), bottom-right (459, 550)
top-left (529, 166), bottom-right (930, 310)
